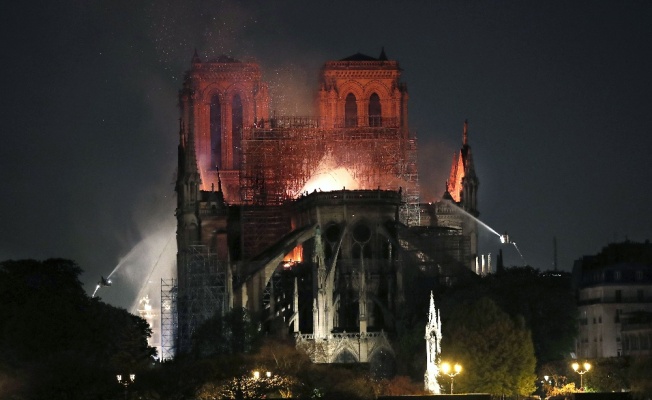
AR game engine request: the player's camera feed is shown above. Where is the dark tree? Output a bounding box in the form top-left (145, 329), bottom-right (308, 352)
top-left (0, 259), bottom-right (156, 400)
top-left (628, 356), bottom-right (652, 399)
top-left (441, 296), bottom-right (537, 396)
top-left (190, 308), bottom-right (263, 358)
top-left (438, 267), bottom-right (577, 367)
top-left (486, 267), bottom-right (578, 365)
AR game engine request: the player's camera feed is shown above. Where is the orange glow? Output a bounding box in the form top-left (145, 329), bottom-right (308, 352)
top-left (283, 245), bottom-right (303, 268)
top-left (300, 154), bottom-right (360, 195)
top-left (447, 153), bottom-right (465, 203)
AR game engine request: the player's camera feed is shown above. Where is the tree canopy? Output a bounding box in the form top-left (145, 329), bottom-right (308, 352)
top-left (0, 258), bottom-right (156, 400)
top-left (440, 296), bottom-right (537, 396)
top-left (486, 267), bottom-right (578, 365)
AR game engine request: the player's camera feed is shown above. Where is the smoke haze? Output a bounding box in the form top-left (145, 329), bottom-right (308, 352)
top-left (2, 0), bottom-right (651, 312)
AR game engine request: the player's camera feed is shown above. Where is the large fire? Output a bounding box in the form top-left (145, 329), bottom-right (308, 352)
top-left (299, 155), bottom-right (360, 195)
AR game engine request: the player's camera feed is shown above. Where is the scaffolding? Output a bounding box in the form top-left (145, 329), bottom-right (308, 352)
top-left (239, 117), bottom-right (325, 205)
top-left (160, 278), bottom-right (177, 360)
top-left (241, 206), bottom-right (291, 260)
top-left (176, 245), bottom-right (227, 354)
top-left (399, 136), bottom-right (420, 226)
top-left (238, 116), bottom-right (420, 258)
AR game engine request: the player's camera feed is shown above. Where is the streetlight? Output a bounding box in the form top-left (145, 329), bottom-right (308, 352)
top-left (572, 362), bottom-right (591, 390)
top-left (252, 370), bottom-right (272, 380)
top-left (117, 374), bottom-right (135, 400)
top-left (249, 370), bottom-right (274, 398)
top-left (440, 362), bottom-right (462, 394)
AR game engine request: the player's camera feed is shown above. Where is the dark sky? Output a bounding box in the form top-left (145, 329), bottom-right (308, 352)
top-left (2, 0), bottom-right (651, 310)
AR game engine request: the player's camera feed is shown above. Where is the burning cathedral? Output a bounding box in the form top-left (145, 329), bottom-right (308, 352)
top-left (162, 49), bottom-right (482, 364)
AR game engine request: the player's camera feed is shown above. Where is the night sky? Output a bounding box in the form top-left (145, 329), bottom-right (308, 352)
top-left (2, 1), bottom-right (651, 310)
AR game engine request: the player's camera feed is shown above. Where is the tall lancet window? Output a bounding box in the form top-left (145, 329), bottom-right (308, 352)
top-left (232, 94), bottom-right (243, 169)
top-left (210, 95), bottom-right (222, 168)
top-left (368, 93), bottom-right (382, 127)
top-left (345, 93), bottom-right (357, 127)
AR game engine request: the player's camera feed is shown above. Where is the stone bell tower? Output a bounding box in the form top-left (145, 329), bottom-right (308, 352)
top-left (179, 51), bottom-right (270, 203)
top-left (317, 47), bottom-right (409, 137)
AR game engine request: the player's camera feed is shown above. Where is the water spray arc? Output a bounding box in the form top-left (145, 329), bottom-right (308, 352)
top-left (91, 276), bottom-right (112, 298)
top-left (499, 231), bottom-right (527, 266)
top-left (92, 256), bottom-right (129, 298)
top-left (444, 199), bottom-right (501, 238)
top-left (444, 199), bottom-right (529, 266)
top-left (90, 224), bottom-right (176, 301)
top-left (512, 242), bottom-right (527, 265)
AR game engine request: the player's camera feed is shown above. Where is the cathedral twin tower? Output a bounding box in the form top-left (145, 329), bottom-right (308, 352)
top-left (177, 49), bottom-right (413, 205)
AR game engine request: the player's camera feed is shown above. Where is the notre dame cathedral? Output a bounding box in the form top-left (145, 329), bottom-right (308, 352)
top-left (163, 48), bottom-right (481, 365)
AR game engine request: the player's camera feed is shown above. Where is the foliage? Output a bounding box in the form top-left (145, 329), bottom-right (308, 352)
top-left (308, 365), bottom-right (377, 400)
top-left (539, 360), bottom-right (573, 397)
top-left (486, 268), bottom-right (578, 365)
top-left (393, 311), bottom-right (428, 379)
top-left (196, 373), bottom-right (301, 399)
top-left (441, 296), bottom-right (537, 396)
top-left (393, 266), bottom-right (577, 382)
top-left (251, 338), bottom-right (313, 377)
top-left (628, 356), bottom-right (652, 399)
top-left (0, 258), bottom-right (156, 400)
top-left (160, 337), bottom-right (385, 400)
top-left (586, 357), bottom-right (629, 392)
top-left (190, 308), bottom-right (263, 358)
top-left (376, 375), bottom-right (428, 396)
top-left (549, 382), bottom-right (578, 397)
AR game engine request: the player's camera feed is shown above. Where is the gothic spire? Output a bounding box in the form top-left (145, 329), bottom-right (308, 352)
top-left (191, 48), bottom-right (201, 64)
top-left (379, 46), bottom-right (388, 61)
top-left (425, 291), bottom-right (442, 394)
top-left (463, 119), bottom-right (469, 147)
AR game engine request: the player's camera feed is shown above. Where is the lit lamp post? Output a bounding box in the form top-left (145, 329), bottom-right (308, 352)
top-left (440, 362), bottom-right (462, 394)
top-left (251, 370), bottom-right (274, 398)
top-left (116, 374), bottom-right (135, 400)
top-left (572, 362), bottom-right (591, 390)
top-left (252, 370), bottom-right (272, 379)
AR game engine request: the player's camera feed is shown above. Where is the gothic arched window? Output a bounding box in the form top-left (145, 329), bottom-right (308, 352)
top-left (232, 94), bottom-right (243, 169)
top-left (210, 95), bottom-right (222, 167)
top-left (368, 93), bottom-right (381, 127)
top-left (345, 93), bottom-right (357, 127)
